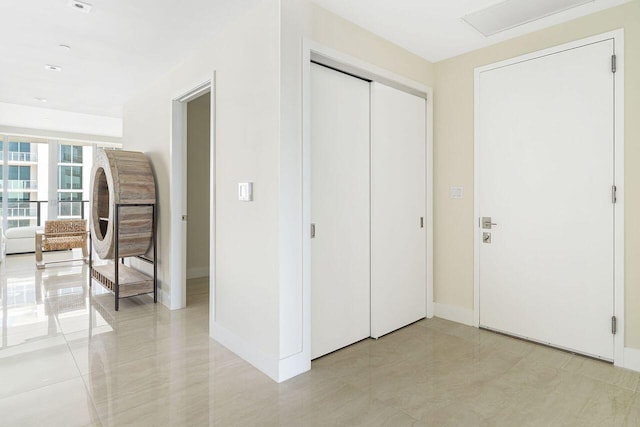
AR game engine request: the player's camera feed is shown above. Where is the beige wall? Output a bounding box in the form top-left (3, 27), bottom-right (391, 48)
top-left (308, 4), bottom-right (434, 84)
top-left (278, 0), bottom-right (434, 359)
top-left (433, 1), bottom-right (640, 347)
top-left (186, 93), bottom-right (210, 278)
top-left (123, 0), bottom-right (281, 359)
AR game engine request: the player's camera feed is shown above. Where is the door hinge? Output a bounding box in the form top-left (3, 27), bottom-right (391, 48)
top-left (612, 185), bottom-right (617, 204)
top-left (612, 54), bottom-right (617, 73)
top-left (612, 316), bottom-right (617, 335)
top-left (420, 217), bottom-right (424, 228)
top-left (310, 223), bottom-right (316, 239)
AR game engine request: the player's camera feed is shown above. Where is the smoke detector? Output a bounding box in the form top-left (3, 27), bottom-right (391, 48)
top-left (44, 64), bottom-right (62, 72)
top-left (68, 0), bottom-right (93, 13)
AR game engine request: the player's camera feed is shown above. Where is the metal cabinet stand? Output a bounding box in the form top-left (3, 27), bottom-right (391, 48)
top-left (89, 203), bottom-right (157, 311)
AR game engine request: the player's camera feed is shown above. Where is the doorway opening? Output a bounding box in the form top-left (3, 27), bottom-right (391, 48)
top-left (185, 92), bottom-right (211, 307)
top-left (170, 76), bottom-right (215, 317)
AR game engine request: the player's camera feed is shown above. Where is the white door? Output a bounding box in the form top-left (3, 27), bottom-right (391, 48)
top-left (371, 82), bottom-right (426, 339)
top-left (310, 63), bottom-right (371, 359)
top-left (478, 40), bottom-right (615, 359)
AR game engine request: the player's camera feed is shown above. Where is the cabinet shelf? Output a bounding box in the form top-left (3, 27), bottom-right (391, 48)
top-left (91, 263), bottom-right (154, 298)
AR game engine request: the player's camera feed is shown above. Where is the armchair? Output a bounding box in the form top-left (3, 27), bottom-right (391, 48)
top-left (36, 219), bottom-right (88, 269)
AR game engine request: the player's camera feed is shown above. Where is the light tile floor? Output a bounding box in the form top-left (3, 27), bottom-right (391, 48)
top-left (1, 250), bottom-right (639, 426)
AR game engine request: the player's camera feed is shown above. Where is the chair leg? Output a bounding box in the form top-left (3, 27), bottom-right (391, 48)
top-left (35, 234), bottom-right (44, 269)
top-left (82, 240), bottom-right (89, 263)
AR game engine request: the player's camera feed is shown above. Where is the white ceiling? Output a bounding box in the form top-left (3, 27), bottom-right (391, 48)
top-left (312, 0), bottom-right (631, 62)
top-left (0, 0), bottom-right (260, 118)
top-left (0, 0), bottom-right (630, 120)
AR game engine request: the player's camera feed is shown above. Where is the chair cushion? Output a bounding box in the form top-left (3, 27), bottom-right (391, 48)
top-left (5, 226), bottom-right (40, 239)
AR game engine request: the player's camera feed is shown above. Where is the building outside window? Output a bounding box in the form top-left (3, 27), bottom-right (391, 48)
top-left (58, 144), bottom-right (85, 218)
top-left (2, 141), bottom-right (40, 229)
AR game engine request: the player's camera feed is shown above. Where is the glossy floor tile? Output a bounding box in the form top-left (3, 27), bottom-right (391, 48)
top-left (1, 250), bottom-right (639, 426)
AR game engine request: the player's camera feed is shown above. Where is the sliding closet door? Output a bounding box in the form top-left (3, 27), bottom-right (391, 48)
top-left (310, 63), bottom-right (371, 359)
top-left (371, 82), bottom-right (426, 338)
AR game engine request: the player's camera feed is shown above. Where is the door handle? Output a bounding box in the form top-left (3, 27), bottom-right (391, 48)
top-left (482, 217), bottom-right (497, 229)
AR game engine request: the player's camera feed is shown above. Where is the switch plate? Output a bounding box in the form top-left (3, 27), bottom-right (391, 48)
top-left (450, 186), bottom-right (464, 199)
top-left (238, 182), bottom-right (253, 201)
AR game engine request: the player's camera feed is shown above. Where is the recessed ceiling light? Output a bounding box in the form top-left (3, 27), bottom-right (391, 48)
top-left (58, 44), bottom-right (71, 51)
top-left (68, 0), bottom-right (92, 13)
top-left (35, 97), bottom-right (48, 103)
top-left (44, 64), bottom-right (62, 72)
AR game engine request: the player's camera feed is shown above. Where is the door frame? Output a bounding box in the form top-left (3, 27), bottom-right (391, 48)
top-left (169, 73), bottom-right (216, 324)
top-left (473, 29), bottom-right (624, 365)
top-left (302, 40), bottom-right (434, 366)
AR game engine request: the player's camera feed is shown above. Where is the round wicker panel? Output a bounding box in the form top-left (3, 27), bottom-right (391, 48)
top-left (90, 149), bottom-right (156, 259)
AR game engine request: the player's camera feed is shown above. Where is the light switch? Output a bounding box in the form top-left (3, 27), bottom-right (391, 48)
top-left (450, 186), bottom-right (464, 199)
top-left (238, 182), bottom-right (253, 201)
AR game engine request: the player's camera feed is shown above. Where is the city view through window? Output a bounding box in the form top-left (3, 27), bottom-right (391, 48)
top-left (0, 137), bottom-right (111, 231)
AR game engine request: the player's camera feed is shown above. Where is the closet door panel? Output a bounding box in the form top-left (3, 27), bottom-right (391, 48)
top-left (310, 63), bottom-right (371, 359)
top-left (371, 82), bottom-right (426, 338)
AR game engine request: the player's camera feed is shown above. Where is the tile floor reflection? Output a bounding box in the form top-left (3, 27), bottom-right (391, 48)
top-left (1, 250), bottom-right (639, 426)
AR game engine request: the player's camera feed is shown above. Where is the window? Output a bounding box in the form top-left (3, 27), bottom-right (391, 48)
top-left (59, 145), bottom-right (82, 164)
top-left (7, 165), bottom-right (33, 201)
top-left (0, 138), bottom-right (117, 230)
top-left (8, 165), bottom-right (30, 180)
top-left (8, 219), bottom-right (31, 228)
top-left (58, 192), bottom-right (83, 217)
top-left (58, 166), bottom-right (82, 190)
top-left (7, 142), bottom-right (35, 162)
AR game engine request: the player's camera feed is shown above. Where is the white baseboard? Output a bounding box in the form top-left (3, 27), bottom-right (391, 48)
top-left (278, 351), bottom-right (311, 382)
top-left (210, 321), bottom-right (311, 383)
top-left (623, 347), bottom-right (640, 372)
top-left (158, 287), bottom-right (171, 309)
top-left (211, 321), bottom-right (280, 382)
top-left (434, 302), bottom-right (475, 326)
top-left (187, 266), bottom-right (209, 280)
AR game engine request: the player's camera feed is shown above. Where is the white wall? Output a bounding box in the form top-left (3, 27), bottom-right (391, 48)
top-left (186, 93), bottom-right (211, 279)
top-left (0, 102), bottom-right (122, 138)
top-left (123, 0), bottom-right (282, 376)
